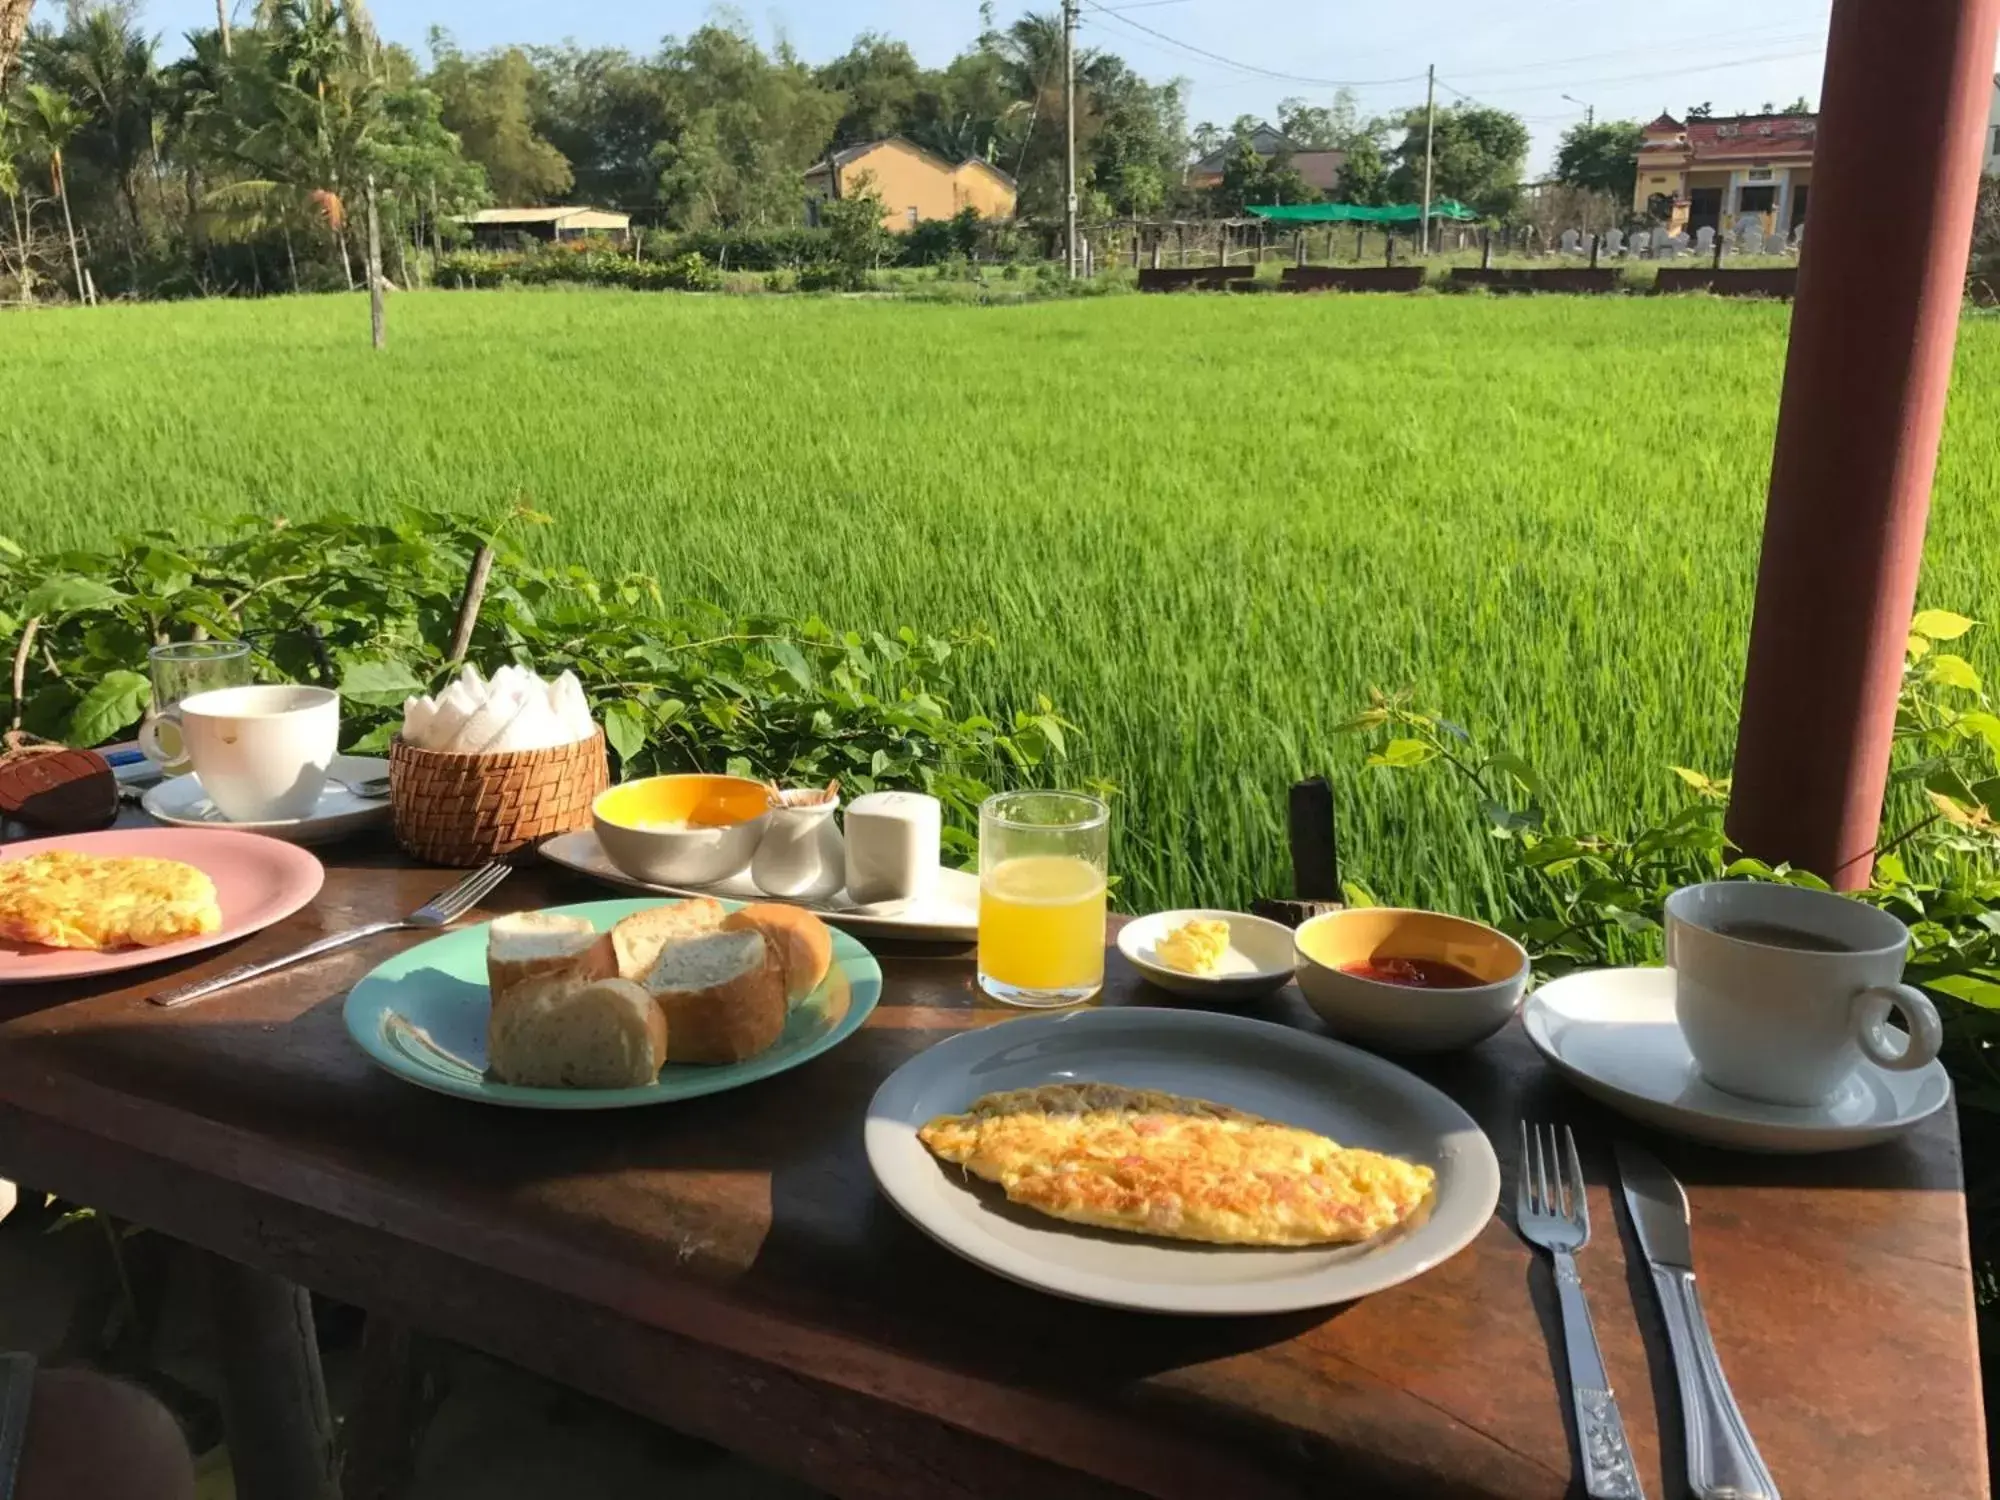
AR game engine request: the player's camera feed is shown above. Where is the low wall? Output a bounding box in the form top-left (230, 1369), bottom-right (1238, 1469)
top-left (1449, 268), bottom-right (1620, 295)
top-left (1137, 266), bottom-right (1257, 292)
top-left (1281, 266), bottom-right (1427, 293)
top-left (1654, 267), bottom-right (1799, 299)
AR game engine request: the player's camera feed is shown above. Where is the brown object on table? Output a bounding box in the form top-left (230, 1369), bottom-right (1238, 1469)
top-left (1253, 776), bottom-right (1344, 928)
top-left (0, 735), bottom-right (118, 834)
top-left (0, 847), bottom-right (1984, 1500)
top-left (388, 729), bottom-right (608, 866)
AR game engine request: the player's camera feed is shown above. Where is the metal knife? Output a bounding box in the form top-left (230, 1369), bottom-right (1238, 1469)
top-left (1615, 1142), bottom-right (1780, 1500)
top-left (0, 1351), bottom-right (35, 1500)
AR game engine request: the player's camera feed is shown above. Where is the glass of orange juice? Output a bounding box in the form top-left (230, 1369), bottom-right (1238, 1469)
top-left (978, 791), bottom-right (1109, 1008)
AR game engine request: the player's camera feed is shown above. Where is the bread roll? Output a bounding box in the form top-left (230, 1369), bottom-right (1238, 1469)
top-left (645, 929), bottom-right (786, 1064)
top-left (486, 912), bottom-right (614, 1002)
top-left (487, 977), bottom-right (666, 1089)
top-left (721, 904), bottom-right (832, 1008)
top-left (609, 898), bottom-right (725, 981)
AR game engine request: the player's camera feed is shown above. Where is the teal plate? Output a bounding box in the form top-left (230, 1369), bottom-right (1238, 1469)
top-left (343, 897), bottom-right (882, 1109)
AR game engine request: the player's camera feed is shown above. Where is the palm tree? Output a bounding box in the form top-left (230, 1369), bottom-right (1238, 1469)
top-left (30, 11), bottom-right (159, 256)
top-left (23, 83), bottom-right (88, 303)
top-left (0, 105), bottom-right (32, 302)
top-left (0, 0), bottom-right (32, 89)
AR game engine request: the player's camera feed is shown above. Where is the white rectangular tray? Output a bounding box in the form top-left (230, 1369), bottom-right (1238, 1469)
top-left (537, 828), bottom-right (978, 942)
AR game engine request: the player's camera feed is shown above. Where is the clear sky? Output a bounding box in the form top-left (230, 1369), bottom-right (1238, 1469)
top-left (99, 0), bottom-right (1892, 172)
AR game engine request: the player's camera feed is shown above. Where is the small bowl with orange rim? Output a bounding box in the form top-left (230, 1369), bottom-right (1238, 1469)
top-left (1293, 908), bottom-right (1528, 1054)
top-left (591, 773), bottom-right (775, 887)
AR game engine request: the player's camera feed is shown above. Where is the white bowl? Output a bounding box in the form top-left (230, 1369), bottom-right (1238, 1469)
top-left (591, 774), bottom-right (773, 888)
top-left (1117, 909), bottom-right (1298, 1003)
top-left (1294, 907), bottom-right (1527, 1054)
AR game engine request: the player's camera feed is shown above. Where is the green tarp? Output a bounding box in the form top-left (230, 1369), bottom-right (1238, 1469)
top-left (1244, 200), bottom-right (1478, 224)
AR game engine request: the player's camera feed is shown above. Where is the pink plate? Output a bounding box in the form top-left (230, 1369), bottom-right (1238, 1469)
top-left (0, 827), bottom-right (325, 985)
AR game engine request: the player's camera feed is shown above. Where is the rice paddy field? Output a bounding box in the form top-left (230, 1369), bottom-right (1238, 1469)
top-left (6, 290), bottom-right (1999, 915)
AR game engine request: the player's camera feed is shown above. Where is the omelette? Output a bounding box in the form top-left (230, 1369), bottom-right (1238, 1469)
top-left (0, 851), bottom-right (222, 951)
top-left (919, 1083), bottom-right (1435, 1247)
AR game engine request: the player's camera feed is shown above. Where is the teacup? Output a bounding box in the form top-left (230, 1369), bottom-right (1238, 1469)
top-left (1666, 881), bottom-right (1942, 1107)
top-left (140, 684), bottom-right (339, 823)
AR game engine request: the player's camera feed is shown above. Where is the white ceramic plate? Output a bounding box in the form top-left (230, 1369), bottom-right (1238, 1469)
top-left (1116, 908), bottom-right (1297, 1002)
top-left (539, 827), bottom-right (978, 942)
top-left (142, 755), bottom-right (390, 845)
top-left (1524, 967), bottom-right (1952, 1154)
top-left (866, 1008), bottom-right (1499, 1314)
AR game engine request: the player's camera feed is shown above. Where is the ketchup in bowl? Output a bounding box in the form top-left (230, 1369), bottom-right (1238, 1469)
top-left (1338, 956), bottom-right (1486, 989)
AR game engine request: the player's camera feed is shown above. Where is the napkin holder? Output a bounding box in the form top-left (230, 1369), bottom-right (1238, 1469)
top-left (389, 728), bottom-right (609, 866)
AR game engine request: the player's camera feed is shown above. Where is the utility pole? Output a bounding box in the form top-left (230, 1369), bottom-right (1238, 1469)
top-left (1420, 63), bottom-right (1435, 257)
top-left (1562, 93), bottom-right (1594, 127)
top-left (1063, 0), bottom-right (1078, 278)
top-left (365, 173), bottom-right (385, 350)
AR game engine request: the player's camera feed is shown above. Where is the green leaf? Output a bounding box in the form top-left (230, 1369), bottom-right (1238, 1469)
top-left (768, 638), bottom-right (813, 691)
top-left (1369, 738), bottom-right (1435, 769)
top-left (1955, 712), bottom-right (2000, 758)
top-left (1924, 973), bottom-right (2000, 1009)
top-left (1486, 750), bottom-right (1544, 797)
top-left (602, 700), bottom-right (648, 765)
top-left (1907, 633), bottom-right (1933, 660)
top-left (1911, 609), bottom-right (1975, 641)
top-left (65, 670), bottom-right (150, 748)
top-left (21, 576), bottom-right (125, 616)
top-left (346, 722), bottom-right (396, 754)
top-left (1926, 654), bottom-right (1982, 691)
top-left (1332, 708), bottom-right (1389, 734)
top-left (339, 658), bottom-right (425, 707)
top-left (0, 534), bottom-right (22, 560)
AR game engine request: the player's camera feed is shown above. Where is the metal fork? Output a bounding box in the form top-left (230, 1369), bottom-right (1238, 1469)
top-left (1516, 1123), bottom-right (1644, 1500)
top-left (150, 861), bottom-right (512, 1009)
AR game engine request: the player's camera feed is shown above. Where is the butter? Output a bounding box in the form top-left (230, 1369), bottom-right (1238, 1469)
top-left (1157, 918), bottom-right (1231, 975)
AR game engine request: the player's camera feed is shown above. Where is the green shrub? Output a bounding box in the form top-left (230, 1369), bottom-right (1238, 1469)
top-left (432, 248), bottom-right (718, 293)
top-left (0, 506), bottom-right (1074, 850)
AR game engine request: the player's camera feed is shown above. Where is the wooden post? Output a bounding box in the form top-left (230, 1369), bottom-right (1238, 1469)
top-left (1355, 226), bottom-right (1365, 262)
top-left (364, 173), bottom-right (385, 350)
top-left (1177, 224), bottom-right (1186, 265)
top-left (1250, 777), bottom-right (1344, 927)
top-left (1713, 228), bottom-right (1725, 269)
top-left (1481, 227), bottom-right (1492, 269)
top-left (1217, 224), bottom-right (1227, 267)
top-left (205, 1255), bottom-right (340, 1500)
top-left (1150, 238), bottom-right (1161, 269)
top-left (1588, 233), bottom-right (1600, 269)
top-left (1727, 0), bottom-right (2000, 886)
top-left (1384, 231), bottom-right (1394, 267)
top-left (1295, 229), bottom-right (1306, 266)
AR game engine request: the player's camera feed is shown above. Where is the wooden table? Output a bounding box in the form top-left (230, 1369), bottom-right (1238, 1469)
top-left (0, 846), bottom-right (1985, 1499)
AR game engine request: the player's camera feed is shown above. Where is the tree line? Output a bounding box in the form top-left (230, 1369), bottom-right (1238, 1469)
top-left (0, 0), bottom-right (1554, 303)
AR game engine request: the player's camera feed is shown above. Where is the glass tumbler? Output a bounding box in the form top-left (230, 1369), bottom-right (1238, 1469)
top-left (977, 790), bottom-right (1110, 1008)
top-left (143, 640), bottom-right (253, 774)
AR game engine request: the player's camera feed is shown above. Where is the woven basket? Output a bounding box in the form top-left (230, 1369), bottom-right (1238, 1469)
top-left (390, 729), bottom-right (609, 866)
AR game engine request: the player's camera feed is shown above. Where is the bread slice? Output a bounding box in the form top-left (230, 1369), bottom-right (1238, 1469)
top-left (645, 929), bottom-right (786, 1064)
top-left (487, 976), bottom-right (667, 1089)
top-left (486, 911), bottom-right (614, 1002)
top-left (721, 904), bottom-right (832, 1009)
top-left (609, 898), bottom-right (726, 982)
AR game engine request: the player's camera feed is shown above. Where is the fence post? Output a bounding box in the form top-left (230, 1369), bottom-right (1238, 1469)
top-left (1295, 229), bottom-right (1306, 266)
top-left (1481, 227), bottom-right (1492, 269)
top-left (1217, 224), bottom-right (1227, 267)
top-left (1588, 233), bottom-right (1601, 269)
top-left (1713, 229), bottom-right (1725, 269)
top-left (1151, 238), bottom-right (1162, 269)
top-left (1385, 232), bottom-right (1395, 267)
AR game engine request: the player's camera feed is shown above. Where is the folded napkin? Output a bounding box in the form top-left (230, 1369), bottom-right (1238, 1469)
top-left (401, 665), bottom-right (596, 753)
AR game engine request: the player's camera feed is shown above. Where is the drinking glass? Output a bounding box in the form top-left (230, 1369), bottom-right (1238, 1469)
top-left (143, 641), bottom-right (253, 774)
top-left (978, 790), bottom-right (1110, 1008)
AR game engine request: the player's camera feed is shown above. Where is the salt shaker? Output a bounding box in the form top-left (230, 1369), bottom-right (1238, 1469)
top-left (843, 791), bottom-right (941, 904)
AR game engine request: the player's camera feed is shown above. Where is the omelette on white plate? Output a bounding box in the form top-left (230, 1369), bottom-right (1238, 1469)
top-left (919, 1082), bottom-right (1435, 1247)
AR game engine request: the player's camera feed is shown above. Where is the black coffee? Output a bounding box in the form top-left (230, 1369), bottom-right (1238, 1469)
top-left (1709, 919), bottom-right (1855, 953)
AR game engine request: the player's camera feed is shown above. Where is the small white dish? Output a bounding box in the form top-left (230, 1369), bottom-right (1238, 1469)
top-left (1524, 967), bottom-right (1951, 1154)
top-left (1116, 909), bottom-right (1297, 1002)
top-left (141, 755), bottom-right (391, 845)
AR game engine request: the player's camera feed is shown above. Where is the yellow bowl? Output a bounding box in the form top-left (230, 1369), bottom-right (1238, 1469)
top-left (1294, 908), bottom-right (1528, 1054)
top-left (592, 774), bottom-right (774, 887)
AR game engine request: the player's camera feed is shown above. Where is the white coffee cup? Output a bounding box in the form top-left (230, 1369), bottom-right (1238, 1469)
top-left (1665, 881), bottom-right (1942, 1107)
top-left (140, 684), bottom-right (339, 823)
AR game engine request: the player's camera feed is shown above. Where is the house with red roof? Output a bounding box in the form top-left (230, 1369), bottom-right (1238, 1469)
top-left (1634, 112), bottom-right (1815, 239)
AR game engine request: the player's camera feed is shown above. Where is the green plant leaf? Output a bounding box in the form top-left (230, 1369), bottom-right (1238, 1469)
top-left (1911, 609), bottom-right (1975, 641)
top-left (1369, 738), bottom-right (1435, 769)
top-left (0, 535), bottom-right (22, 560)
top-left (1955, 712), bottom-right (2000, 758)
top-left (65, 669), bottom-right (150, 748)
top-left (603, 700), bottom-right (648, 765)
top-left (768, 638), bottom-right (813, 691)
top-left (339, 658), bottom-right (425, 707)
top-left (1907, 633), bottom-right (1933, 660)
top-left (22, 576), bottom-right (126, 616)
top-left (1486, 750), bottom-right (1544, 796)
top-left (1926, 654), bottom-right (1982, 691)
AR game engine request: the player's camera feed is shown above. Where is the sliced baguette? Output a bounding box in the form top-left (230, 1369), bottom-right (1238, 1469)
top-left (609, 898), bottom-right (726, 982)
top-left (486, 911), bottom-right (614, 1003)
top-left (720, 904), bottom-right (832, 1008)
top-left (645, 929), bottom-right (786, 1064)
top-left (487, 976), bottom-right (667, 1089)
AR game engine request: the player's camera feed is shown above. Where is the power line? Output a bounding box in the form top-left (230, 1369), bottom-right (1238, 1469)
top-left (1077, 0), bottom-right (1428, 89)
top-left (1440, 25), bottom-right (1823, 83)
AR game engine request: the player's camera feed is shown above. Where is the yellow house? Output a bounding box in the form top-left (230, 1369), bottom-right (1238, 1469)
top-left (803, 137), bottom-right (1017, 230)
top-left (1634, 112), bottom-right (1815, 239)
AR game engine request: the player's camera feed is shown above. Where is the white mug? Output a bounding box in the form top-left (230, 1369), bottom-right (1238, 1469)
top-left (1666, 881), bottom-right (1942, 1107)
top-left (140, 684), bottom-right (339, 823)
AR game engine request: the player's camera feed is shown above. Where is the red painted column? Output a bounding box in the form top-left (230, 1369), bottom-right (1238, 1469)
top-left (1726, 0), bottom-right (2000, 889)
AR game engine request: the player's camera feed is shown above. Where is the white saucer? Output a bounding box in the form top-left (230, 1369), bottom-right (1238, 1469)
top-left (141, 755), bottom-right (391, 845)
top-left (1115, 908), bottom-right (1297, 1003)
top-left (1523, 967), bottom-right (1951, 1154)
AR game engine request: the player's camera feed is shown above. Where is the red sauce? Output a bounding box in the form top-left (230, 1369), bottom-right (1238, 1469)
top-left (1339, 957), bottom-right (1486, 989)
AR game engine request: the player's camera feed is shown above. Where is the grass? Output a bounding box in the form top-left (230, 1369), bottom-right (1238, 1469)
top-left (5, 289), bottom-right (1998, 916)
